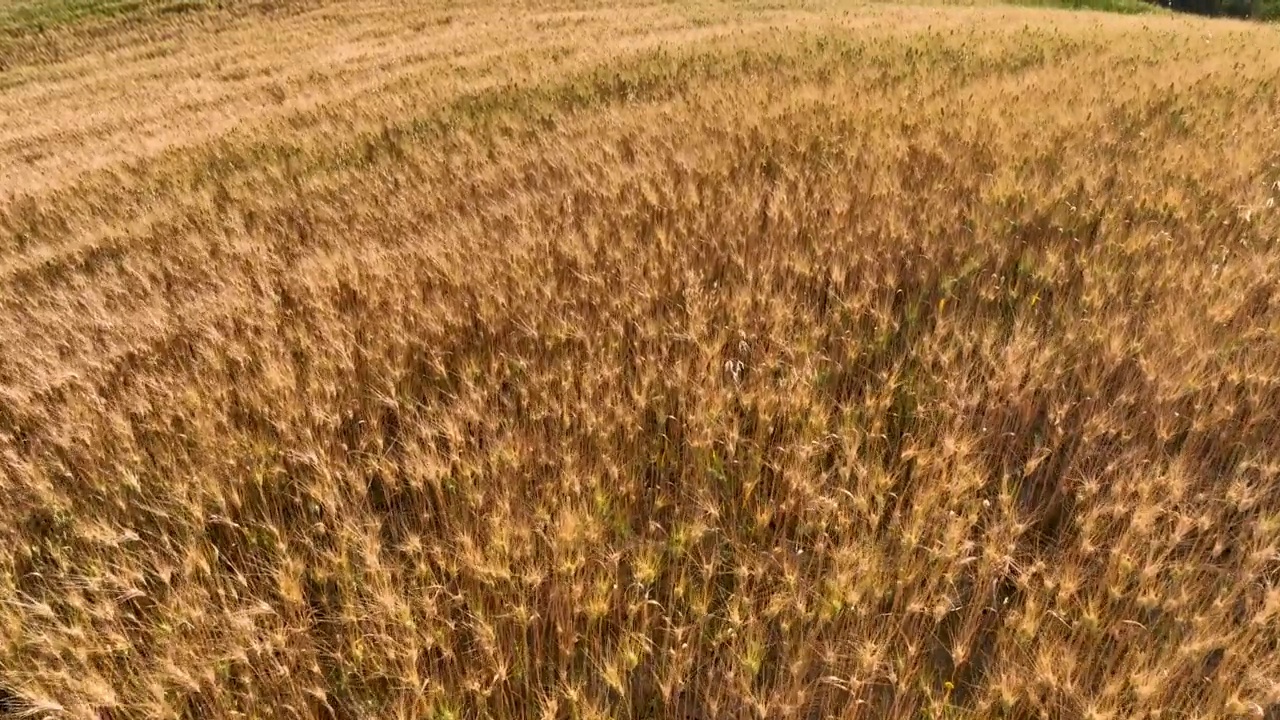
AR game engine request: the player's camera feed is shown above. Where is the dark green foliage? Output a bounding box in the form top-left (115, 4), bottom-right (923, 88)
top-left (1153, 0), bottom-right (1280, 18)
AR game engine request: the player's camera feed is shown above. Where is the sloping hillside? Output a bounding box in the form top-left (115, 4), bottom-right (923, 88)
top-left (2, 2), bottom-right (1279, 718)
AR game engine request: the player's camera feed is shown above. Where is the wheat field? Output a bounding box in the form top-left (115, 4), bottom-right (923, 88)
top-left (1, 1), bottom-right (1279, 718)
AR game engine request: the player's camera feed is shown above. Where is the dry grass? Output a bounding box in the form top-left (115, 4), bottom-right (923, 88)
top-left (2, 1), bottom-right (1280, 718)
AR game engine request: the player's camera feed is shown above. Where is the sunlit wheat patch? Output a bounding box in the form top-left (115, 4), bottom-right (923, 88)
top-left (1, 0), bottom-right (1279, 719)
